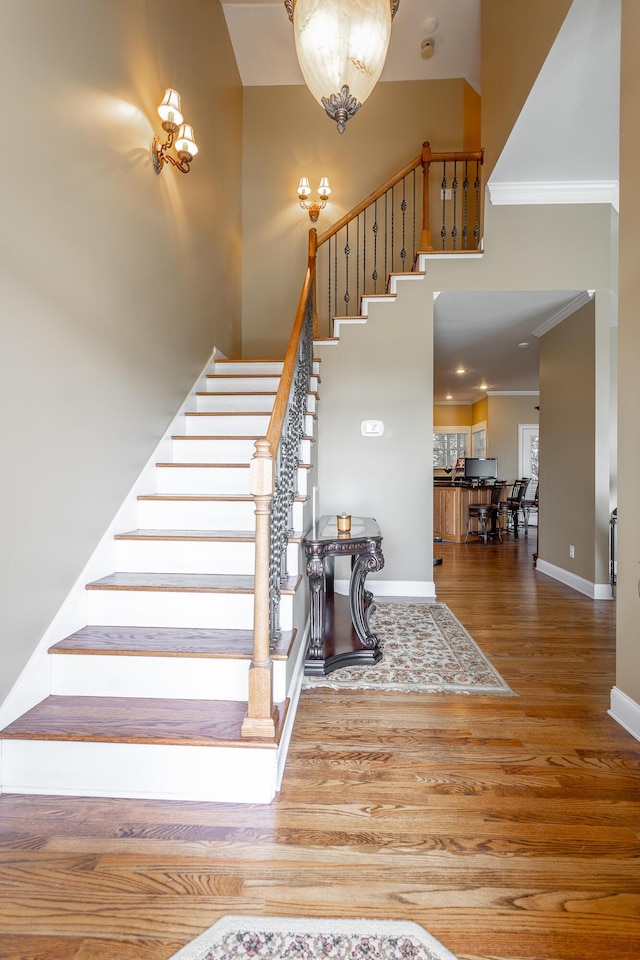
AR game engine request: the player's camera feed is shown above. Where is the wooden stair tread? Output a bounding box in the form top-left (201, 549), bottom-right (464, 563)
top-left (206, 373), bottom-right (280, 380)
top-left (113, 528), bottom-right (303, 543)
top-left (172, 435), bottom-right (261, 441)
top-left (136, 493), bottom-right (307, 502)
top-left (194, 392), bottom-right (276, 397)
top-left (156, 462), bottom-right (250, 468)
top-left (0, 695), bottom-right (287, 747)
top-left (189, 405), bottom-right (272, 411)
top-left (85, 572), bottom-right (301, 593)
top-left (114, 528), bottom-right (256, 541)
top-left (49, 625), bottom-right (295, 660)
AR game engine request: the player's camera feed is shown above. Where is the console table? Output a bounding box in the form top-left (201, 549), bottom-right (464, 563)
top-left (303, 515), bottom-right (385, 676)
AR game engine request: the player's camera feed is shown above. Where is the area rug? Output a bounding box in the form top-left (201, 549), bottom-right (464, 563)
top-left (302, 600), bottom-right (514, 696)
top-left (168, 915), bottom-right (459, 960)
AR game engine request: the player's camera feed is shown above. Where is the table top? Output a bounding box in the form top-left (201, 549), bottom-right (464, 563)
top-left (304, 515), bottom-right (381, 547)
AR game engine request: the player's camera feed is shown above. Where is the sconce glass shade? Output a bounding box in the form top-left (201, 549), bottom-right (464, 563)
top-left (157, 88), bottom-right (183, 127)
top-left (297, 176), bottom-right (312, 198)
top-left (175, 123), bottom-right (198, 158)
top-left (317, 176), bottom-right (331, 198)
top-left (290, 0), bottom-right (396, 133)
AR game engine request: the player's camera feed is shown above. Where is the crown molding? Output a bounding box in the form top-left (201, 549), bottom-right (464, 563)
top-left (532, 290), bottom-right (594, 338)
top-left (486, 390), bottom-right (540, 396)
top-left (488, 179), bottom-right (619, 213)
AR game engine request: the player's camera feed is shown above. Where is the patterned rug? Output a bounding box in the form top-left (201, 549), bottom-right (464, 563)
top-left (302, 600), bottom-right (514, 695)
top-left (169, 915), bottom-right (459, 960)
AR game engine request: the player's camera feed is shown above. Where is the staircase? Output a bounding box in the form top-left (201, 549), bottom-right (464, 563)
top-left (0, 357), bottom-right (317, 804)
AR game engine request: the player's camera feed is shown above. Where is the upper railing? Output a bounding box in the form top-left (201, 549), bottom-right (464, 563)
top-left (314, 141), bottom-right (484, 338)
top-left (242, 140), bottom-right (483, 738)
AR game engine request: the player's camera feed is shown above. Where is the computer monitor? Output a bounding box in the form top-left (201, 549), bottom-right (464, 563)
top-left (464, 457), bottom-right (498, 480)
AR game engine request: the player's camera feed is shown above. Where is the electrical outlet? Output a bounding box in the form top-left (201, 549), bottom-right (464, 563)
top-left (569, 545), bottom-right (575, 558)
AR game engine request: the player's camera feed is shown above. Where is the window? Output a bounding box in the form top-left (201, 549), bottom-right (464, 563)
top-left (472, 421), bottom-right (487, 458)
top-left (433, 427), bottom-right (470, 468)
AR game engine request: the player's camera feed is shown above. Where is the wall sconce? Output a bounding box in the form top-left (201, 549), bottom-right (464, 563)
top-left (151, 88), bottom-right (198, 175)
top-left (297, 176), bottom-right (331, 221)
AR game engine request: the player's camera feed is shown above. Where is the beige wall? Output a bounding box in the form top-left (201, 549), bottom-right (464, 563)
top-left (487, 394), bottom-right (539, 483)
top-left (538, 299), bottom-right (611, 586)
top-left (317, 280), bottom-right (433, 587)
top-left (241, 79), bottom-right (479, 358)
top-left (0, 0), bottom-right (242, 703)
top-left (616, 0), bottom-right (640, 704)
top-left (481, 0), bottom-right (573, 180)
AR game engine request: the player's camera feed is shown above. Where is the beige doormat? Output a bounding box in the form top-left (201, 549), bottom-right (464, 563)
top-left (302, 600), bottom-right (514, 695)
top-left (168, 915), bottom-right (459, 960)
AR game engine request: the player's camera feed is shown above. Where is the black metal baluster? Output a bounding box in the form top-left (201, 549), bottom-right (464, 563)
top-left (441, 162), bottom-right (447, 249)
top-left (400, 175), bottom-right (407, 272)
top-left (356, 213), bottom-right (360, 311)
top-left (474, 161), bottom-right (480, 249)
top-left (451, 161), bottom-right (458, 250)
top-left (391, 184), bottom-right (395, 275)
top-left (334, 231), bottom-right (338, 328)
top-left (363, 208), bottom-right (367, 300)
top-left (412, 169), bottom-right (417, 266)
top-left (463, 161), bottom-right (469, 251)
top-left (372, 199), bottom-right (379, 293)
top-left (384, 192), bottom-right (388, 282)
top-left (344, 222), bottom-right (350, 314)
top-left (327, 236), bottom-right (332, 330)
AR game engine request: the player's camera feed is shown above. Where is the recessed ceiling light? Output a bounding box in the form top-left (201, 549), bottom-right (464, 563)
top-left (445, 394), bottom-right (453, 400)
top-left (456, 367), bottom-right (466, 374)
top-left (479, 383), bottom-right (488, 390)
top-left (518, 341), bottom-right (530, 349)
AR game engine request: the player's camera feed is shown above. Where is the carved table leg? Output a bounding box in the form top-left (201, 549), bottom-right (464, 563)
top-left (349, 544), bottom-right (385, 649)
top-left (306, 553), bottom-right (326, 661)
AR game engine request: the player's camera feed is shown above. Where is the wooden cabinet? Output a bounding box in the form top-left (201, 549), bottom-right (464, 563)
top-left (433, 485), bottom-right (492, 543)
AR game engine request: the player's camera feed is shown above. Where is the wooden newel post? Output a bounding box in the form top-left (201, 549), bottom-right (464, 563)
top-left (242, 437), bottom-right (279, 739)
top-left (420, 141), bottom-right (433, 251)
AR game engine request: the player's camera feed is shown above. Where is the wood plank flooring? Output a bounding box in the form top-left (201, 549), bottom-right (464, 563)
top-left (2, 536), bottom-right (639, 960)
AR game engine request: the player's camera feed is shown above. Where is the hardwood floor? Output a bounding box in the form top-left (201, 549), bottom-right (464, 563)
top-left (2, 535), bottom-right (639, 960)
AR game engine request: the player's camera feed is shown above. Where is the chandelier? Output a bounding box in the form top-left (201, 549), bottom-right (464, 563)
top-left (285, 0), bottom-right (400, 134)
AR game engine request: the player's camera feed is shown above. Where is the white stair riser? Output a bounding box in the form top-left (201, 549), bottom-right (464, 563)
top-left (172, 437), bottom-right (258, 462)
top-left (86, 588), bottom-right (294, 630)
top-left (156, 466), bottom-right (250, 495)
top-left (50, 654), bottom-right (290, 702)
top-left (155, 465), bottom-right (309, 496)
top-left (136, 497), bottom-right (306, 531)
top-left (1, 740), bottom-right (279, 803)
top-left (115, 539), bottom-right (301, 576)
top-left (171, 437), bottom-right (312, 464)
top-left (188, 395), bottom-right (276, 413)
top-left (206, 376), bottom-right (281, 393)
top-left (184, 413), bottom-right (269, 438)
top-left (214, 361), bottom-right (283, 375)
top-left (205, 375), bottom-right (318, 394)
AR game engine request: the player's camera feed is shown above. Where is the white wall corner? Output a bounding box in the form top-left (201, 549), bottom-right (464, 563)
top-left (609, 687), bottom-right (640, 743)
top-left (535, 558), bottom-right (613, 600)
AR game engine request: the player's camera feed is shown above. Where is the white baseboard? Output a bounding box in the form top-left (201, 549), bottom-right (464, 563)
top-left (335, 579), bottom-right (437, 600)
top-left (536, 558), bottom-right (613, 600)
top-left (608, 687), bottom-right (640, 743)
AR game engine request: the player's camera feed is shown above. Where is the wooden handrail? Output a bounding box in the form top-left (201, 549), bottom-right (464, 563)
top-left (242, 229), bottom-right (317, 739)
top-left (316, 154), bottom-right (422, 248)
top-left (317, 142), bottom-right (484, 249)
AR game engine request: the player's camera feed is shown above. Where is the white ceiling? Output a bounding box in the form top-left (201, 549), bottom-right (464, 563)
top-left (221, 0), bottom-right (620, 403)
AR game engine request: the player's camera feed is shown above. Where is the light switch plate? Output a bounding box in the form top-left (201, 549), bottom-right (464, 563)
top-left (361, 420), bottom-right (384, 437)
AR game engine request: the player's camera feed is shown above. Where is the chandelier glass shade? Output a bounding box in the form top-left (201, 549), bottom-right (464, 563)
top-left (286, 0), bottom-right (399, 133)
